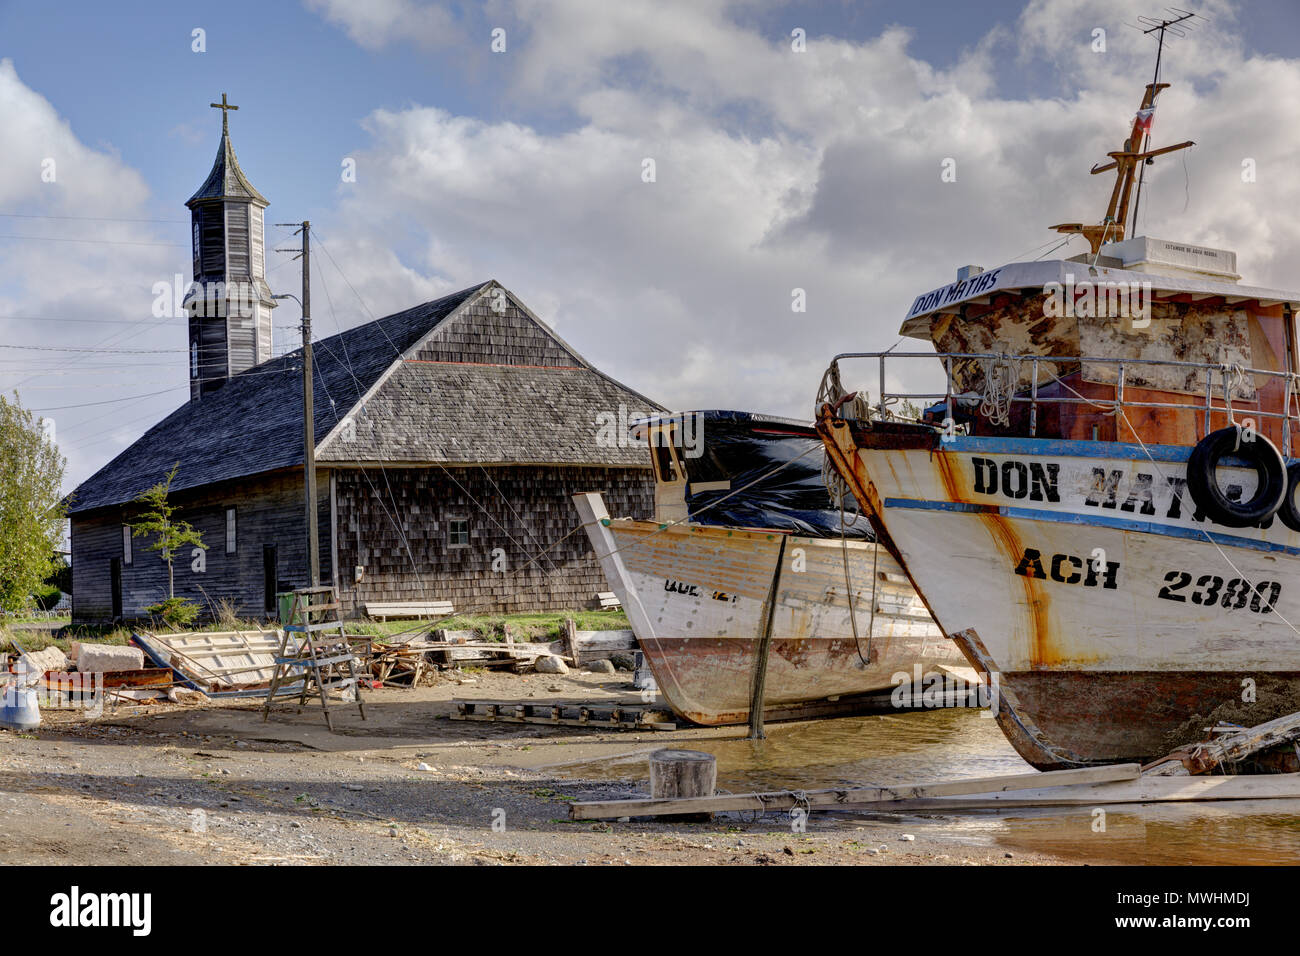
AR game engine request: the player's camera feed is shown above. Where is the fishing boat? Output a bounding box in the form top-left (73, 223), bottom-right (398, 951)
top-left (815, 67), bottom-right (1300, 768)
top-left (574, 410), bottom-right (965, 726)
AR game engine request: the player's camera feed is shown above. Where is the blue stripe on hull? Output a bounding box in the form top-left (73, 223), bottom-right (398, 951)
top-left (881, 497), bottom-right (1300, 557)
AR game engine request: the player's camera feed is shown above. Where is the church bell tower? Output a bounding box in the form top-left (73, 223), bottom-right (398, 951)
top-left (185, 93), bottom-right (276, 400)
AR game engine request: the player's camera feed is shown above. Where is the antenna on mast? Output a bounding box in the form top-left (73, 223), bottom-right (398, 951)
top-left (1049, 8), bottom-right (1198, 256)
top-left (1129, 8), bottom-right (1202, 237)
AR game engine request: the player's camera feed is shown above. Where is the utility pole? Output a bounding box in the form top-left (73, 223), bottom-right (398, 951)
top-left (274, 221), bottom-right (320, 587)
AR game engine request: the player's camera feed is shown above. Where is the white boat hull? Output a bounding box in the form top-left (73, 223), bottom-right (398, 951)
top-left (574, 493), bottom-right (962, 725)
top-left (820, 422), bottom-right (1300, 766)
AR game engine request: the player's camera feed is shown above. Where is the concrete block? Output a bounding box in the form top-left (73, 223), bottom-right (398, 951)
top-left (77, 643), bottom-right (145, 673)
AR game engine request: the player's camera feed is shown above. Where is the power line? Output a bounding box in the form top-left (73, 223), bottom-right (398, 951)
top-left (0, 233), bottom-right (186, 248)
top-left (0, 212), bottom-right (187, 224)
top-left (28, 385), bottom-right (186, 412)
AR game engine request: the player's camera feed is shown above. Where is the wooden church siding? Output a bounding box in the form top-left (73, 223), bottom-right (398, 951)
top-left (226, 204), bottom-right (249, 275)
top-left (332, 464), bottom-right (654, 614)
top-left (227, 313), bottom-right (256, 376)
top-left (250, 207), bottom-right (265, 276)
top-left (70, 471), bottom-right (325, 623)
top-left (69, 517), bottom-right (122, 621)
top-left (200, 209), bottom-right (225, 275)
top-left (256, 304), bottom-right (272, 365)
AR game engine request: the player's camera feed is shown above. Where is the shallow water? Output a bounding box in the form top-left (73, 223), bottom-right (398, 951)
top-left (553, 708), bottom-right (1300, 865)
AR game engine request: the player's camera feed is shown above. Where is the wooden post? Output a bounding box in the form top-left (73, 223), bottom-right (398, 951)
top-left (563, 617), bottom-right (579, 666)
top-left (649, 749), bottom-right (716, 820)
top-left (747, 537), bottom-right (786, 740)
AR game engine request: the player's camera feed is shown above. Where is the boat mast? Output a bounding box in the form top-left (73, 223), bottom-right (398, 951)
top-left (1049, 10), bottom-right (1197, 255)
top-left (1129, 9), bottom-right (1198, 238)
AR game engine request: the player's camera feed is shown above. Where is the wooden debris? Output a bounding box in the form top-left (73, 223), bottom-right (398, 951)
top-left (452, 698), bottom-right (675, 731)
top-left (1144, 710), bottom-right (1300, 775)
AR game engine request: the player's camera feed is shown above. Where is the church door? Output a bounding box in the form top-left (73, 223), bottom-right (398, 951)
top-left (110, 558), bottom-right (122, 620)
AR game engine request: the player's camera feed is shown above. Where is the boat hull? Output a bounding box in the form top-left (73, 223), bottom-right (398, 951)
top-left (574, 493), bottom-right (962, 726)
top-left (820, 422), bottom-right (1300, 766)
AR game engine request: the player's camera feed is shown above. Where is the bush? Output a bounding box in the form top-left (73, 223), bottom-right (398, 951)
top-left (31, 583), bottom-right (63, 611)
top-left (146, 596), bottom-right (200, 630)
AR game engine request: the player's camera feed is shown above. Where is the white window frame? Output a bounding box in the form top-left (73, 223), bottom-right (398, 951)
top-left (447, 517), bottom-right (470, 549)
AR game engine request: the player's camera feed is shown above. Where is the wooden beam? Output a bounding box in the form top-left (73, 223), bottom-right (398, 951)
top-left (569, 763), bottom-right (1139, 820)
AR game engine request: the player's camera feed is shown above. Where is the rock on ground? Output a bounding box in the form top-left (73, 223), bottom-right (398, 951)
top-left (534, 655), bottom-right (569, 674)
top-left (585, 659), bottom-right (616, 674)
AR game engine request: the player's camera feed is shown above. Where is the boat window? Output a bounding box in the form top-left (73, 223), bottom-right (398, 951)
top-left (652, 443), bottom-right (679, 482)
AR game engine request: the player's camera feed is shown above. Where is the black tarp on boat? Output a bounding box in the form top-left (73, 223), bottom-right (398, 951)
top-left (633, 409), bottom-right (872, 539)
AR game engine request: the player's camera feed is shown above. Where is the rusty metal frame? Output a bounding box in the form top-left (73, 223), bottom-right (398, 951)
top-left (834, 350), bottom-right (1300, 458)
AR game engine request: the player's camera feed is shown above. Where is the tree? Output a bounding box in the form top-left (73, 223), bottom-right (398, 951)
top-left (132, 463), bottom-right (205, 623)
top-left (0, 393), bottom-right (66, 612)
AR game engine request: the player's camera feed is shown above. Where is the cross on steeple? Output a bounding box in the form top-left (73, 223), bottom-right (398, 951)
top-left (209, 93), bottom-right (238, 133)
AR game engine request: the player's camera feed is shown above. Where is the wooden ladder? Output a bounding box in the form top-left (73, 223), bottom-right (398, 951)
top-left (262, 586), bottom-right (365, 731)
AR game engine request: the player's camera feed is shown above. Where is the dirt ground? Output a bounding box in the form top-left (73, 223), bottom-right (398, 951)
top-left (0, 667), bottom-right (1068, 866)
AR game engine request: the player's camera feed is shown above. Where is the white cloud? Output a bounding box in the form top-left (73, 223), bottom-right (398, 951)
top-left (0, 58), bottom-right (189, 492)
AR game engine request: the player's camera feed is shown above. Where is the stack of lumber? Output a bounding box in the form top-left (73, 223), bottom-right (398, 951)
top-left (369, 641), bottom-right (429, 686)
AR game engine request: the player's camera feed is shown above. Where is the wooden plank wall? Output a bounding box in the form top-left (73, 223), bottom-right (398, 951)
top-left (332, 464), bottom-right (654, 615)
top-left (70, 471), bottom-right (323, 623)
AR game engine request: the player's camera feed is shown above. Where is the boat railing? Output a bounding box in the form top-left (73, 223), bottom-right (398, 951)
top-left (825, 351), bottom-right (1300, 458)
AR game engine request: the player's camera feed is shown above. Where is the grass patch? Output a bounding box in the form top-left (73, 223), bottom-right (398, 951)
top-left (2, 609), bottom-right (629, 655)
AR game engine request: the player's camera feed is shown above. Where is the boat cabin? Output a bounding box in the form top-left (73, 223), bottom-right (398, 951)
top-left (861, 80), bottom-right (1300, 454)
top-left (634, 410), bottom-right (870, 536)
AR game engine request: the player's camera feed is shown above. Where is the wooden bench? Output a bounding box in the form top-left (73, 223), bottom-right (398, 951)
top-left (596, 591), bottom-right (622, 611)
top-left (364, 601), bottom-right (455, 623)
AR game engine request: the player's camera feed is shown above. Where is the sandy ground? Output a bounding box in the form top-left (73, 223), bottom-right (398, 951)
top-left (0, 668), bottom-right (1068, 866)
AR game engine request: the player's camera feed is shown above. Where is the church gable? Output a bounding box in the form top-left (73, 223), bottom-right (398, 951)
top-left (412, 286), bottom-right (582, 368)
top-left (316, 284), bottom-right (661, 467)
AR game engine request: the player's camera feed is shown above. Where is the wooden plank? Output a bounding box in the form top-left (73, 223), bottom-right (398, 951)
top-left (568, 763), bottom-right (1142, 820)
top-left (880, 772), bottom-right (1300, 810)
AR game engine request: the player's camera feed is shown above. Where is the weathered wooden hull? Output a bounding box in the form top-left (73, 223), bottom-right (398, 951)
top-left (819, 420), bottom-right (1300, 767)
top-left (574, 493), bottom-right (961, 726)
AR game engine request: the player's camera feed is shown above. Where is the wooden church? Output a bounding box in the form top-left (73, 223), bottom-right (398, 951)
top-left (67, 100), bottom-right (659, 623)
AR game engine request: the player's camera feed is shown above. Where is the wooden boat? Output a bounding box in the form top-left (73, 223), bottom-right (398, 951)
top-left (815, 67), bottom-right (1300, 768)
top-left (575, 410), bottom-right (965, 726)
top-left (132, 629), bottom-right (304, 698)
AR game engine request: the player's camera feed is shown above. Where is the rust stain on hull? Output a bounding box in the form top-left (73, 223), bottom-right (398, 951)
top-left (933, 450), bottom-right (1057, 668)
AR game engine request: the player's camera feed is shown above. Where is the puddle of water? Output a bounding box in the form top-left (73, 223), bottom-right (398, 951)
top-left (551, 709), bottom-right (1300, 864)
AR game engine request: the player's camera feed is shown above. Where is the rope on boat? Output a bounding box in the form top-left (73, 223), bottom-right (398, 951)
top-left (978, 353), bottom-right (1019, 428)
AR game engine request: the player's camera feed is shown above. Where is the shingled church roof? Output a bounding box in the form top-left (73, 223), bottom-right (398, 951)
top-left (67, 282), bottom-right (661, 515)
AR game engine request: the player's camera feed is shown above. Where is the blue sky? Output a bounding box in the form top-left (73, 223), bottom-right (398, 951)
top-left (3, 0), bottom-right (1300, 492)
